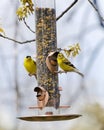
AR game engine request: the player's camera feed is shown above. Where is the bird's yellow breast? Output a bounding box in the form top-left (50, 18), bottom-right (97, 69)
top-left (24, 59), bottom-right (36, 74)
top-left (58, 58), bottom-right (74, 71)
top-left (58, 59), bottom-right (68, 70)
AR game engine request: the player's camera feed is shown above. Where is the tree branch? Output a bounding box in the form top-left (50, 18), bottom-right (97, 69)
top-left (88, 0), bottom-right (104, 21)
top-left (56, 0), bottom-right (78, 21)
top-left (0, 0), bottom-right (78, 44)
top-left (0, 34), bottom-right (35, 44)
top-left (23, 19), bottom-right (35, 33)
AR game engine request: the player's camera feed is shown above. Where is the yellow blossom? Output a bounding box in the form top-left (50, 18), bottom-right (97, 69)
top-left (64, 43), bottom-right (81, 57)
top-left (16, 0), bottom-right (34, 20)
top-left (0, 27), bottom-right (5, 36)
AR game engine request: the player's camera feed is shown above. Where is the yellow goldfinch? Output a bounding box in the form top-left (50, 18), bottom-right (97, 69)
top-left (24, 56), bottom-right (37, 78)
top-left (57, 53), bottom-right (84, 77)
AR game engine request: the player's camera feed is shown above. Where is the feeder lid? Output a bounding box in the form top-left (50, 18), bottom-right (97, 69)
top-left (17, 114), bottom-right (82, 122)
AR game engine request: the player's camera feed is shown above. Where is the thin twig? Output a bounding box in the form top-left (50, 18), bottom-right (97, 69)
top-left (56, 0), bottom-right (78, 21)
top-left (23, 19), bottom-right (35, 33)
top-left (0, 0), bottom-right (78, 44)
top-left (0, 34), bottom-right (35, 44)
top-left (88, 0), bottom-right (104, 21)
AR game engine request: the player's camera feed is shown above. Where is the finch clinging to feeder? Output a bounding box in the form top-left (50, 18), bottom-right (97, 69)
top-left (24, 56), bottom-right (37, 78)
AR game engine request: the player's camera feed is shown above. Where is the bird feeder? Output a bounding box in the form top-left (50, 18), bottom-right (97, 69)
top-left (18, 0), bottom-right (81, 122)
top-left (35, 0), bottom-right (60, 110)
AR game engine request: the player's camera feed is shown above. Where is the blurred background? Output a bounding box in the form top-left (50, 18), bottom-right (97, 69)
top-left (0, 0), bottom-right (104, 130)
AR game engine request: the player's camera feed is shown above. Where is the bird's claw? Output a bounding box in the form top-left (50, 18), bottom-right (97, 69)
top-left (28, 73), bottom-right (33, 76)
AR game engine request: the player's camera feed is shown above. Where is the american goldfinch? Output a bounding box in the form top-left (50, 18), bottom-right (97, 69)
top-left (24, 56), bottom-right (37, 78)
top-left (46, 51), bottom-right (59, 73)
top-left (57, 53), bottom-right (84, 77)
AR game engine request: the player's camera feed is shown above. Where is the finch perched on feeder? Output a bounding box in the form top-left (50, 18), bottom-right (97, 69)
top-left (57, 53), bottom-right (84, 77)
top-left (46, 51), bottom-right (59, 74)
top-left (24, 56), bottom-right (37, 78)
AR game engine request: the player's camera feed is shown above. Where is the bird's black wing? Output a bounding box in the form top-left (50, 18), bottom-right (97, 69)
top-left (33, 60), bottom-right (36, 65)
top-left (63, 59), bottom-right (76, 69)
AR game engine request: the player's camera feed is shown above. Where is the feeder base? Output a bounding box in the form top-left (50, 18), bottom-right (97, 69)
top-left (17, 114), bottom-right (82, 122)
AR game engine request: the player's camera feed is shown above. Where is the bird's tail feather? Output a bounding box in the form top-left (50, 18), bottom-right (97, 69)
top-left (75, 69), bottom-right (84, 78)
